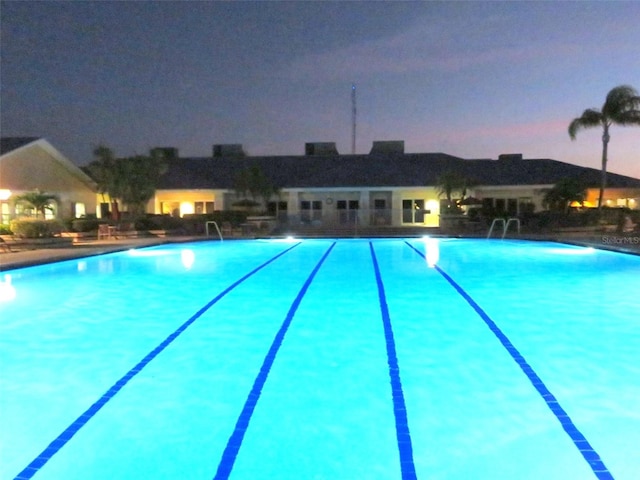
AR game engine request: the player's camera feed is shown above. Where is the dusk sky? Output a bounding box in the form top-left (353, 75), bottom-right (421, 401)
top-left (2, 1), bottom-right (639, 178)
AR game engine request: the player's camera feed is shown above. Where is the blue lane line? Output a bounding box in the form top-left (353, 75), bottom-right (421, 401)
top-left (13, 243), bottom-right (302, 480)
top-left (369, 242), bottom-right (417, 480)
top-left (404, 241), bottom-right (614, 480)
top-left (214, 242), bottom-right (336, 480)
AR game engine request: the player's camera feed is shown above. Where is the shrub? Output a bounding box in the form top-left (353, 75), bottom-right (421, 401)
top-left (0, 224), bottom-right (12, 235)
top-left (527, 210), bottom-right (603, 231)
top-left (134, 214), bottom-right (184, 231)
top-left (9, 219), bottom-right (65, 238)
top-left (71, 217), bottom-right (102, 232)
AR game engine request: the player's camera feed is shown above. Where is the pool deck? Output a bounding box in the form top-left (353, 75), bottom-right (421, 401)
top-left (1, 233), bottom-right (639, 271)
top-left (0, 237), bottom-right (203, 271)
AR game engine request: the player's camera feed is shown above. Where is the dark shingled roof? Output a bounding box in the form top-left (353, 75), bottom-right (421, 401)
top-left (157, 152), bottom-right (640, 190)
top-left (0, 137), bottom-right (40, 155)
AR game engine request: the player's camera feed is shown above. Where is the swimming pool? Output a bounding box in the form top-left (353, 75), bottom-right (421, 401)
top-left (1, 238), bottom-right (638, 479)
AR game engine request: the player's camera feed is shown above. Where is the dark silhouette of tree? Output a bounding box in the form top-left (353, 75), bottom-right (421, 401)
top-left (233, 165), bottom-right (277, 212)
top-left (85, 146), bottom-right (167, 219)
top-left (85, 146), bottom-right (118, 217)
top-left (543, 178), bottom-right (587, 213)
top-left (435, 171), bottom-right (468, 213)
top-left (568, 85), bottom-right (640, 209)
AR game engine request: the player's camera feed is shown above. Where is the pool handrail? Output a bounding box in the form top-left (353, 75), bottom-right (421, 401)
top-left (487, 217), bottom-right (520, 239)
top-left (205, 221), bottom-right (223, 241)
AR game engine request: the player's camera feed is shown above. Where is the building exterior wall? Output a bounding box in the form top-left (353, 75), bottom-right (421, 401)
top-left (153, 189), bottom-right (221, 217)
top-left (0, 141), bottom-right (96, 222)
top-left (586, 188), bottom-right (640, 209)
top-left (394, 187), bottom-right (441, 227)
top-left (472, 185), bottom-right (547, 214)
top-left (267, 186), bottom-right (443, 227)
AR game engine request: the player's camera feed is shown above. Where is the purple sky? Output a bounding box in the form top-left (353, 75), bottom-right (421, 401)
top-left (2, 1), bottom-right (639, 178)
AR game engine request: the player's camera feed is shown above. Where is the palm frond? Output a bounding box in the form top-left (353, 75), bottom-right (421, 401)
top-left (615, 109), bottom-right (640, 126)
top-left (603, 85), bottom-right (640, 118)
top-left (568, 109), bottom-right (603, 139)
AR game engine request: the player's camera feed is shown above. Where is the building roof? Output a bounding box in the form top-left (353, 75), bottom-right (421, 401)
top-left (0, 136), bottom-right (97, 190)
top-left (157, 152), bottom-right (640, 190)
top-left (0, 137), bottom-right (40, 155)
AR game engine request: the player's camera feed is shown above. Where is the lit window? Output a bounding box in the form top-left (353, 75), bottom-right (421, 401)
top-left (74, 203), bottom-right (86, 218)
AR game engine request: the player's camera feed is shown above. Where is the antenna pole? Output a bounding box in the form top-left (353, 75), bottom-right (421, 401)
top-left (351, 83), bottom-right (356, 154)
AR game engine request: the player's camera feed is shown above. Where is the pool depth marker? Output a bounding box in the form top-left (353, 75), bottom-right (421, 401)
top-left (214, 242), bottom-right (336, 480)
top-left (370, 242), bottom-right (417, 480)
top-left (13, 242), bottom-right (302, 480)
top-left (404, 241), bottom-right (614, 480)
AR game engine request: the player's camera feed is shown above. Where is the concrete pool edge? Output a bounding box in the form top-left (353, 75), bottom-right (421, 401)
top-left (1, 234), bottom-right (639, 271)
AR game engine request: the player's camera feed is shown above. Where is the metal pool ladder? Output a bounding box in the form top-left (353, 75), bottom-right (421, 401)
top-left (487, 217), bottom-right (521, 239)
top-left (205, 221), bottom-right (223, 241)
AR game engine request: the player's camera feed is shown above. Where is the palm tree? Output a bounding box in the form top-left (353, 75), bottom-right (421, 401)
top-left (435, 171), bottom-right (467, 213)
top-left (14, 190), bottom-right (60, 218)
top-left (568, 85), bottom-right (640, 209)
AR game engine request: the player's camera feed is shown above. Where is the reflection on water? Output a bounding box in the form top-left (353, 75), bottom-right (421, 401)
top-left (181, 249), bottom-right (195, 269)
top-left (422, 236), bottom-right (440, 268)
top-left (0, 274), bottom-right (16, 302)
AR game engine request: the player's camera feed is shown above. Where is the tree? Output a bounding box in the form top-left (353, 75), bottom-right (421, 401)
top-left (115, 153), bottom-right (167, 215)
top-left (85, 146), bottom-right (168, 219)
top-left (543, 178), bottom-right (587, 213)
top-left (233, 164), bottom-right (277, 212)
top-left (568, 85), bottom-right (640, 209)
top-left (435, 171), bottom-right (468, 213)
top-left (14, 190), bottom-right (59, 218)
top-left (85, 146), bottom-right (123, 219)
top-left (85, 146), bottom-right (118, 216)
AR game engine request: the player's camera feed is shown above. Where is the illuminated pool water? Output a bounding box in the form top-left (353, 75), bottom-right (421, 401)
top-left (1, 238), bottom-right (639, 480)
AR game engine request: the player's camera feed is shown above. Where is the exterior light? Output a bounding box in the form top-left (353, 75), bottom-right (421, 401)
top-left (0, 189), bottom-right (12, 201)
top-left (180, 202), bottom-right (194, 217)
top-left (426, 200), bottom-right (439, 211)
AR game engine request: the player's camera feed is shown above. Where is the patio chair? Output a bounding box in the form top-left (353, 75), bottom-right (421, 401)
top-left (114, 222), bottom-right (136, 239)
top-left (97, 224), bottom-right (113, 240)
top-left (0, 236), bottom-right (12, 252)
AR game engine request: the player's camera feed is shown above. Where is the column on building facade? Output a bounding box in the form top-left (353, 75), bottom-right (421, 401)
top-left (359, 190), bottom-right (370, 226)
top-left (288, 190), bottom-right (300, 224)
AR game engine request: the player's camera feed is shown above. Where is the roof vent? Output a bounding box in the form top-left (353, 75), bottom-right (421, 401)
top-left (305, 142), bottom-right (339, 156)
top-left (369, 140), bottom-right (404, 155)
top-left (213, 144), bottom-right (246, 158)
top-left (498, 153), bottom-right (523, 161)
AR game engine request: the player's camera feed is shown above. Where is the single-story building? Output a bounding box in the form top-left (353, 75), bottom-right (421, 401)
top-left (0, 137), bottom-right (97, 224)
top-left (3, 137), bottom-right (639, 229)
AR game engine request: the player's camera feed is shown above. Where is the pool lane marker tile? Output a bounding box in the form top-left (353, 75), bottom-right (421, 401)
top-left (214, 242), bottom-right (336, 480)
top-left (13, 242), bottom-right (302, 480)
top-left (370, 242), bottom-right (417, 480)
top-left (404, 241), bottom-right (614, 480)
